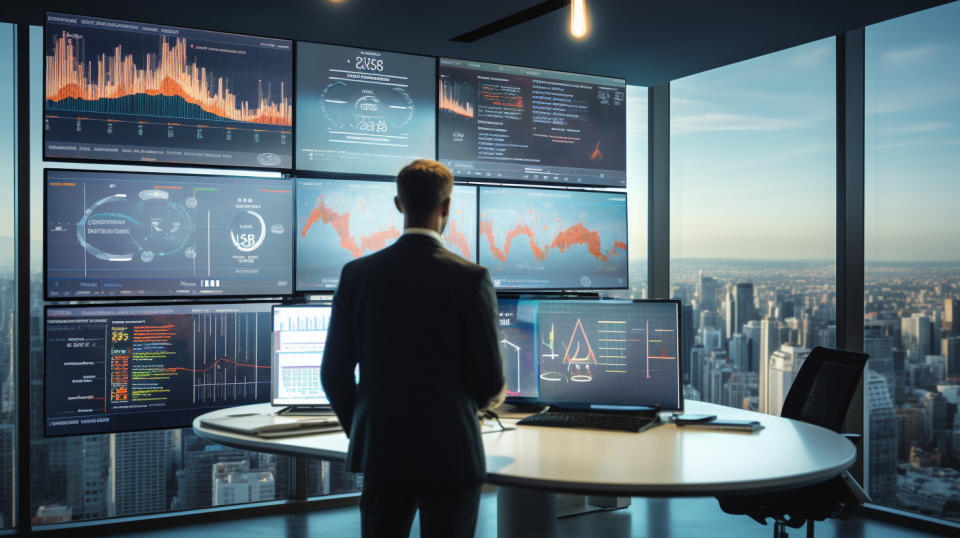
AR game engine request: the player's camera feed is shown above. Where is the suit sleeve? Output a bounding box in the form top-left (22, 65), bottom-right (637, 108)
top-left (320, 266), bottom-right (358, 435)
top-left (463, 268), bottom-right (506, 408)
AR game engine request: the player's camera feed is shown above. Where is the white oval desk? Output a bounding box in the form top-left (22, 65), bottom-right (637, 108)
top-left (193, 400), bottom-right (856, 537)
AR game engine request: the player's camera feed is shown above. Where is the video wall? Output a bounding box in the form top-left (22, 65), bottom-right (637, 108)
top-left (41, 11), bottom-right (632, 436)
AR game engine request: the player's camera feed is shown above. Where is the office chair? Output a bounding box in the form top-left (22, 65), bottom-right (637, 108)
top-left (717, 346), bottom-right (871, 538)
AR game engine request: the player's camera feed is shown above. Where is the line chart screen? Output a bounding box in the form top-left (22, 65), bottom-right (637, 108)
top-left (44, 13), bottom-right (293, 168)
top-left (45, 302), bottom-right (275, 436)
top-left (438, 58), bottom-right (626, 187)
top-left (296, 178), bottom-right (477, 290)
top-left (537, 301), bottom-right (681, 409)
top-left (296, 42), bottom-right (436, 176)
top-left (497, 298), bottom-right (539, 399)
top-left (45, 170), bottom-right (294, 299)
top-left (478, 187), bottom-right (627, 290)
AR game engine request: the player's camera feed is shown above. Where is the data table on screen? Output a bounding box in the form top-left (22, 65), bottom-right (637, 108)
top-left (438, 58), bottom-right (626, 187)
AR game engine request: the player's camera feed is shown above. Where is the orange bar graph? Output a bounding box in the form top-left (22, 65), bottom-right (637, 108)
top-left (45, 31), bottom-right (291, 126)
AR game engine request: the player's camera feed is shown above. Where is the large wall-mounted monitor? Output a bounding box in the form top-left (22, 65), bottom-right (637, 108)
top-left (45, 302), bottom-right (275, 436)
top-left (478, 186), bottom-right (628, 290)
top-left (497, 298), bottom-right (539, 400)
top-left (438, 58), bottom-right (626, 187)
top-left (296, 42), bottom-right (436, 176)
top-left (44, 12), bottom-right (293, 169)
top-left (45, 169), bottom-right (294, 299)
top-left (296, 178), bottom-right (477, 291)
top-left (536, 300), bottom-right (682, 410)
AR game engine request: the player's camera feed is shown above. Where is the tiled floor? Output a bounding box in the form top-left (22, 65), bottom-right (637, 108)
top-left (107, 493), bottom-right (952, 537)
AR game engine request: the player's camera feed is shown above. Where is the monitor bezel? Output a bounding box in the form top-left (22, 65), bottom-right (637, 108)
top-left (437, 56), bottom-right (628, 189)
top-left (293, 39), bottom-right (439, 176)
top-left (42, 300), bottom-right (279, 438)
top-left (42, 167), bottom-right (296, 301)
top-left (42, 11), bottom-right (296, 172)
top-left (477, 183), bottom-right (629, 292)
top-left (270, 301), bottom-right (334, 407)
top-left (534, 298), bottom-right (684, 412)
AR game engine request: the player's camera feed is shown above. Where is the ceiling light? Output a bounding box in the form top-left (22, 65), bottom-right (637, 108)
top-left (570, 0), bottom-right (589, 39)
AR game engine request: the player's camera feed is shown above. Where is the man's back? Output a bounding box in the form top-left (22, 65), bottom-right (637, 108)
top-left (321, 233), bottom-right (504, 485)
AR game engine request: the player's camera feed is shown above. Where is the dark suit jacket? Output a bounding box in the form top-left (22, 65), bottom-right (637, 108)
top-left (320, 233), bottom-right (504, 485)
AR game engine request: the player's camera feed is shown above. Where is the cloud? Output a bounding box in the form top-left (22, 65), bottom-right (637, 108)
top-left (671, 112), bottom-right (810, 134)
top-left (866, 83), bottom-right (960, 115)
top-left (881, 45), bottom-right (938, 67)
top-left (789, 43), bottom-right (832, 69)
top-left (878, 121), bottom-right (951, 137)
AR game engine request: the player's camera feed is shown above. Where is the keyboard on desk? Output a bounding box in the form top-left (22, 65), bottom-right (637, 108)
top-left (517, 411), bottom-right (658, 432)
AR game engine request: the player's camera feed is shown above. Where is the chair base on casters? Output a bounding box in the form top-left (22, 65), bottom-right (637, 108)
top-left (717, 471), bottom-right (869, 538)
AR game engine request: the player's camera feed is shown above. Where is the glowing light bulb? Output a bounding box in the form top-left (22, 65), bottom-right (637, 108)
top-left (570, 0), bottom-right (589, 39)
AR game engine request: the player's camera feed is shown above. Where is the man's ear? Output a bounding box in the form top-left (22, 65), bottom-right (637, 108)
top-left (440, 196), bottom-right (451, 218)
top-left (394, 196), bottom-right (403, 214)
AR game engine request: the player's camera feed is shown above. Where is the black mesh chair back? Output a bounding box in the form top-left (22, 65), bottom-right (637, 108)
top-left (780, 346), bottom-right (868, 433)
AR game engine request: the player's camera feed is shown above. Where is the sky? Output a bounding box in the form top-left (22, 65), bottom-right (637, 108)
top-left (669, 1), bottom-right (960, 262)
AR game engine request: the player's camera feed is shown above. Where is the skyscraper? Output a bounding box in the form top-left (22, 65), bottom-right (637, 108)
top-left (942, 337), bottom-right (960, 381)
top-left (697, 271), bottom-right (720, 313)
top-left (758, 318), bottom-right (781, 414)
top-left (945, 298), bottom-right (960, 338)
top-left (108, 431), bottom-right (170, 517)
top-left (866, 371), bottom-right (897, 506)
top-left (728, 333), bottom-right (749, 372)
top-left (902, 314), bottom-right (934, 359)
top-left (743, 320), bottom-right (762, 373)
top-left (734, 282), bottom-right (757, 335)
top-left (766, 343), bottom-right (810, 416)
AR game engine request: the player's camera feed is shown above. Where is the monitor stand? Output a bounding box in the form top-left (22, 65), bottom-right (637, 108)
top-left (278, 405), bottom-right (335, 416)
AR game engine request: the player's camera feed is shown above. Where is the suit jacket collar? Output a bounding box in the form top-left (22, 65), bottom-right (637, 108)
top-left (395, 233), bottom-right (442, 248)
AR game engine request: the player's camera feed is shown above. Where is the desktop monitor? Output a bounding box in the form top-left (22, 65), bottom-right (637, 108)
top-left (271, 304), bottom-right (334, 406)
top-left (296, 42), bottom-right (436, 176)
top-left (536, 300), bottom-right (682, 410)
top-left (45, 302), bottom-right (275, 436)
top-left (497, 298), bottom-right (539, 400)
top-left (44, 12), bottom-right (293, 169)
top-left (295, 178), bottom-right (477, 291)
top-left (438, 58), bottom-right (626, 187)
top-left (478, 186), bottom-right (628, 290)
top-left (45, 169), bottom-right (294, 299)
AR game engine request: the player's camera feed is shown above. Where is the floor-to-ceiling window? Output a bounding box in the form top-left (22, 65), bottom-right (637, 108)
top-left (0, 22), bottom-right (17, 529)
top-left (670, 39), bottom-right (836, 414)
top-left (865, 0), bottom-right (960, 522)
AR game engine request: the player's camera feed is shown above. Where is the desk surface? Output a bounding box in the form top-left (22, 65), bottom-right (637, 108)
top-left (193, 400), bottom-right (856, 497)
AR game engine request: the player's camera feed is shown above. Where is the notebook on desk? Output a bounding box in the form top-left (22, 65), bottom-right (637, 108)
top-left (201, 413), bottom-right (341, 438)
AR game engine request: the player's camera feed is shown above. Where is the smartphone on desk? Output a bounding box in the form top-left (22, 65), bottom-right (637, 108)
top-left (674, 417), bottom-right (763, 432)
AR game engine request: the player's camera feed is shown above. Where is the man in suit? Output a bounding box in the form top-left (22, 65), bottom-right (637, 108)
top-left (321, 159), bottom-right (505, 538)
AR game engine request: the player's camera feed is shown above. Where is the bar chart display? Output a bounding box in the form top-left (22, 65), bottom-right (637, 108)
top-left (45, 170), bottom-right (294, 298)
top-left (497, 298), bottom-right (539, 399)
top-left (537, 301), bottom-right (681, 409)
top-left (296, 42), bottom-right (436, 176)
top-left (272, 305), bottom-right (333, 405)
top-left (478, 187), bottom-right (627, 290)
top-left (45, 303), bottom-right (275, 436)
top-left (44, 13), bottom-right (293, 168)
top-left (438, 58), bottom-right (626, 186)
top-left (296, 178), bottom-right (477, 290)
